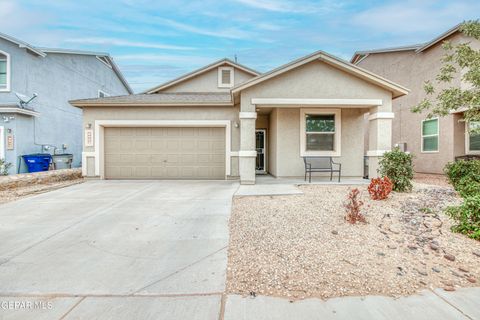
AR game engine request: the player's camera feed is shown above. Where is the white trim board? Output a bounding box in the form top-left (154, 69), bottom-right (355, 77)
top-left (252, 98), bottom-right (382, 107)
top-left (368, 112), bottom-right (395, 120)
top-left (0, 50), bottom-right (11, 92)
top-left (300, 108), bottom-right (342, 157)
top-left (0, 126), bottom-right (4, 160)
top-left (466, 121), bottom-right (480, 155)
top-left (421, 118), bottom-right (439, 153)
top-left (0, 107), bottom-right (40, 117)
top-left (93, 120), bottom-right (232, 179)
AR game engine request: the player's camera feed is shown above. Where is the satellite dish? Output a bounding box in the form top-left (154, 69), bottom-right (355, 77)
top-left (15, 92), bottom-right (38, 108)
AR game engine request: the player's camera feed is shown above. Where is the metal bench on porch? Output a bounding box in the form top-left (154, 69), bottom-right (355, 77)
top-left (303, 156), bottom-right (342, 183)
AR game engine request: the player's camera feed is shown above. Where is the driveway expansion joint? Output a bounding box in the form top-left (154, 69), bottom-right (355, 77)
top-left (429, 288), bottom-right (475, 320)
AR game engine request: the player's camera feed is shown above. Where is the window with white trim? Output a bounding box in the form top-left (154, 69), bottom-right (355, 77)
top-left (421, 118), bottom-right (439, 152)
top-left (300, 109), bottom-right (341, 156)
top-left (218, 67), bottom-right (234, 88)
top-left (467, 121), bottom-right (480, 154)
top-left (0, 51), bottom-right (10, 91)
top-left (98, 90), bottom-right (110, 98)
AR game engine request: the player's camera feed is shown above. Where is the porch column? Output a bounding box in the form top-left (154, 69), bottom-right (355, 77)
top-left (367, 110), bottom-right (394, 178)
top-left (239, 110), bottom-right (257, 185)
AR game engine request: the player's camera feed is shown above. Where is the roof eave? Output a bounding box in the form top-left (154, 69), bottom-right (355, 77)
top-left (106, 56), bottom-right (134, 94)
top-left (415, 24), bottom-right (461, 53)
top-left (70, 101), bottom-right (233, 108)
top-left (144, 58), bottom-right (260, 94)
top-left (232, 51), bottom-right (409, 98)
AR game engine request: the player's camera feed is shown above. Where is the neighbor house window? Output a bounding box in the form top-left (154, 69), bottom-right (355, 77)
top-left (218, 67), bottom-right (234, 88)
top-left (467, 121), bottom-right (480, 154)
top-left (0, 51), bottom-right (10, 91)
top-left (98, 90), bottom-right (110, 98)
top-left (421, 118), bottom-right (439, 152)
top-left (300, 109), bottom-right (341, 157)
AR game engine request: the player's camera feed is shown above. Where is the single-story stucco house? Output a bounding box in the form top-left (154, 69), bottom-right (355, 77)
top-left (70, 51), bottom-right (409, 184)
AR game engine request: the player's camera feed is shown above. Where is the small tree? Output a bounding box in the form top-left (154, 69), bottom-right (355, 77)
top-left (412, 20), bottom-right (480, 128)
top-left (378, 148), bottom-right (414, 192)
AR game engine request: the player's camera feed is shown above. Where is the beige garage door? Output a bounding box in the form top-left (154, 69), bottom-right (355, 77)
top-left (104, 127), bottom-right (225, 179)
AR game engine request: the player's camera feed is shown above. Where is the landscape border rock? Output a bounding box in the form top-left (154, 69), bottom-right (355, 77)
top-left (0, 169), bottom-right (82, 191)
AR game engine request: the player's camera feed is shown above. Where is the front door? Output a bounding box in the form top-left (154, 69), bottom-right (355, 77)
top-left (256, 129), bottom-right (266, 174)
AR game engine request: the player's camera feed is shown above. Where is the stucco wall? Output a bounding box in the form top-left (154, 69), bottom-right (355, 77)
top-left (0, 38), bottom-right (130, 174)
top-left (357, 32), bottom-right (478, 173)
top-left (238, 59), bottom-right (389, 179)
top-left (268, 109), bottom-right (278, 176)
top-left (268, 108), bottom-right (365, 177)
top-left (161, 65), bottom-right (255, 93)
top-left (240, 60), bottom-right (393, 113)
top-left (82, 106), bottom-right (240, 178)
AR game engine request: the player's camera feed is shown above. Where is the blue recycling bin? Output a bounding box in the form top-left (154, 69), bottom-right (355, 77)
top-left (22, 154), bottom-right (52, 173)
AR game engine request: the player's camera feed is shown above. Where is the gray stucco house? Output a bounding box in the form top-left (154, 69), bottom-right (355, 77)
top-left (71, 52), bottom-right (408, 184)
top-left (0, 32), bottom-right (132, 174)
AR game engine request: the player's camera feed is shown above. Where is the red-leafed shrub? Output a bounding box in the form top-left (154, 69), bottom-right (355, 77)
top-left (344, 188), bottom-right (366, 224)
top-left (368, 176), bottom-right (393, 200)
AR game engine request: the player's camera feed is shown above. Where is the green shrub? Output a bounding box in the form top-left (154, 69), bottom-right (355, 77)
top-left (444, 160), bottom-right (480, 197)
top-left (446, 195), bottom-right (480, 240)
top-left (378, 148), bottom-right (413, 192)
top-left (0, 158), bottom-right (12, 176)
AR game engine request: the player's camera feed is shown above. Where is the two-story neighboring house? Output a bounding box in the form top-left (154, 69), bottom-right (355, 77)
top-left (351, 24), bottom-right (480, 174)
top-left (0, 32), bottom-right (132, 174)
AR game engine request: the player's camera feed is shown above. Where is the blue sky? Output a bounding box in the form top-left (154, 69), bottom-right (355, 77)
top-left (1, 0), bottom-right (479, 92)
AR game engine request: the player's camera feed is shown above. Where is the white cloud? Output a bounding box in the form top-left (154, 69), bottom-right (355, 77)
top-left (233, 0), bottom-right (341, 14)
top-left (155, 18), bottom-right (252, 39)
top-left (65, 37), bottom-right (195, 50)
top-left (115, 53), bottom-right (214, 65)
top-left (351, 1), bottom-right (480, 35)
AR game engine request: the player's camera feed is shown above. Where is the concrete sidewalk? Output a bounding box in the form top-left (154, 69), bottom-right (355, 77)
top-left (224, 288), bottom-right (480, 320)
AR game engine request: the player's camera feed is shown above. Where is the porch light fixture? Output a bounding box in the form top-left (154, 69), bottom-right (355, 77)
top-left (234, 121), bottom-right (239, 128)
top-left (85, 123), bottom-right (92, 129)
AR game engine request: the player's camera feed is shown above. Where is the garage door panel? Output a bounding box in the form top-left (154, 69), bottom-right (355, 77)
top-left (151, 167), bottom-right (166, 177)
top-left (151, 155), bottom-right (166, 164)
top-left (105, 127), bottom-right (225, 179)
top-left (135, 140), bottom-right (151, 151)
top-left (166, 140), bottom-right (180, 151)
top-left (135, 127), bottom-right (151, 136)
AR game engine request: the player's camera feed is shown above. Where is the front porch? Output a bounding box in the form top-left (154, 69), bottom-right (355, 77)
top-left (230, 52), bottom-right (408, 185)
top-left (238, 100), bottom-right (394, 185)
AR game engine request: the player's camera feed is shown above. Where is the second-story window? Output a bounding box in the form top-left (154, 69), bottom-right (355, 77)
top-left (0, 51), bottom-right (10, 91)
top-left (218, 67), bottom-right (234, 88)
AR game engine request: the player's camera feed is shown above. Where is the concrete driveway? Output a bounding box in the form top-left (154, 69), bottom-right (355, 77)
top-left (0, 180), bottom-right (239, 319)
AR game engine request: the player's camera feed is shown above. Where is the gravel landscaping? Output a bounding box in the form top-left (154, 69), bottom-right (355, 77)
top-left (0, 169), bottom-right (84, 204)
top-left (227, 183), bottom-right (480, 300)
top-left (413, 173), bottom-right (450, 187)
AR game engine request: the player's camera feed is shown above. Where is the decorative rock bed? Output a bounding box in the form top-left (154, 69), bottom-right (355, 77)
top-left (0, 168), bottom-right (82, 191)
top-left (0, 169), bottom-right (83, 204)
top-left (227, 183), bottom-right (480, 300)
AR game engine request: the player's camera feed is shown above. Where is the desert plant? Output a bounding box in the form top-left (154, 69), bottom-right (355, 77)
top-left (444, 160), bottom-right (480, 198)
top-left (378, 148), bottom-right (413, 192)
top-left (344, 188), bottom-right (366, 224)
top-left (368, 176), bottom-right (393, 200)
top-left (0, 158), bottom-right (12, 176)
top-left (446, 195), bottom-right (480, 240)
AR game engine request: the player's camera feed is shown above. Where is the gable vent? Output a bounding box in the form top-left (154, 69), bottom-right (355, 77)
top-left (218, 66), bottom-right (234, 88)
